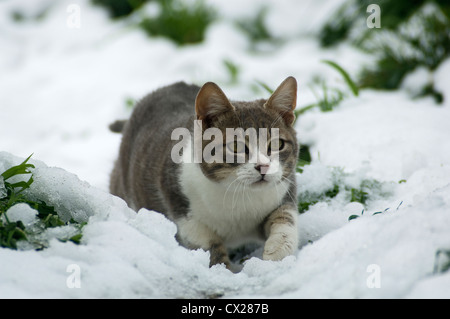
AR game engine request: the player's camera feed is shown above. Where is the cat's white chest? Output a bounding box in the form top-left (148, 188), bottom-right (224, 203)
top-left (179, 162), bottom-right (288, 246)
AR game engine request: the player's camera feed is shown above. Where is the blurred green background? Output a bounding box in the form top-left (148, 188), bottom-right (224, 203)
top-left (84, 0), bottom-right (450, 104)
top-left (10, 0), bottom-right (450, 104)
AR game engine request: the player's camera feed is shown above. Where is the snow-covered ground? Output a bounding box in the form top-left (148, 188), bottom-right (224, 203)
top-left (1, 0), bottom-right (450, 298)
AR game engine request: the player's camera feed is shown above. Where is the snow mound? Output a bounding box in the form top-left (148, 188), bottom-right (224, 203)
top-left (0, 152), bottom-right (237, 298)
top-left (1, 151), bottom-right (450, 298)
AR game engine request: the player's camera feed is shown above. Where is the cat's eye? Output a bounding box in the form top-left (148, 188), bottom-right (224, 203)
top-left (268, 138), bottom-right (285, 153)
top-left (227, 141), bottom-right (247, 154)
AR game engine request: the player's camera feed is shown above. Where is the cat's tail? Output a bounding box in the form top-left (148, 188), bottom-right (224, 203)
top-left (109, 120), bottom-right (127, 133)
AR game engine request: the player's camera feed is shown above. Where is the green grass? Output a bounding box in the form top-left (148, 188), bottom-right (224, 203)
top-left (295, 60), bottom-right (359, 117)
top-left (223, 59), bottom-right (240, 85)
top-left (297, 184), bottom-right (340, 214)
top-left (139, 0), bottom-right (216, 46)
top-left (434, 249), bottom-right (450, 274)
top-left (358, 5), bottom-right (449, 103)
top-left (321, 60), bottom-right (359, 97)
top-left (317, 1), bottom-right (450, 104)
top-left (318, 0), bottom-right (450, 48)
top-left (0, 155), bottom-right (84, 250)
top-left (253, 60), bottom-right (358, 117)
top-left (296, 162), bottom-right (393, 215)
top-left (91, 0), bottom-right (150, 18)
top-left (254, 80), bottom-right (274, 95)
top-left (1, 155), bottom-right (35, 215)
top-left (235, 6), bottom-right (274, 46)
top-left (348, 201), bottom-right (403, 221)
top-left (92, 0), bottom-right (216, 46)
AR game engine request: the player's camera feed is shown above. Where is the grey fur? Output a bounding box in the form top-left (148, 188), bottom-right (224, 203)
top-left (110, 78), bottom-right (299, 268)
top-left (110, 82), bottom-right (198, 217)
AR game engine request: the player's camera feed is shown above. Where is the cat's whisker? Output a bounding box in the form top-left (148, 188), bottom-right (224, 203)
top-left (239, 180), bottom-right (248, 220)
top-left (223, 175), bottom-right (241, 209)
top-left (280, 176), bottom-right (298, 204)
top-left (233, 180), bottom-right (245, 213)
top-left (230, 179), bottom-right (245, 222)
top-left (242, 180), bottom-right (252, 216)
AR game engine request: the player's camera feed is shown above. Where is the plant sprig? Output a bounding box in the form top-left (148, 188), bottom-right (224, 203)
top-left (0, 155), bottom-right (85, 250)
top-left (321, 59), bottom-right (359, 97)
top-left (295, 59), bottom-right (359, 116)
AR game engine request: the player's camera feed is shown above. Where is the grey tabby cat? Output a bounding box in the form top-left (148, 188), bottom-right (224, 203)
top-left (110, 77), bottom-right (299, 269)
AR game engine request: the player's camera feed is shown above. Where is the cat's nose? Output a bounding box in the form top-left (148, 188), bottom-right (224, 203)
top-left (255, 164), bottom-right (270, 175)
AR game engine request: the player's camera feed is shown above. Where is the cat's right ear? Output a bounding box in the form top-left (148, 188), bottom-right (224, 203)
top-left (265, 76), bottom-right (297, 126)
top-left (195, 82), bottom-right (235, 125)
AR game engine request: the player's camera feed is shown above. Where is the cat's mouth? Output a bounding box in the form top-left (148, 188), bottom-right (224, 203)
top-left (252, 176), bottom-right (270, 186)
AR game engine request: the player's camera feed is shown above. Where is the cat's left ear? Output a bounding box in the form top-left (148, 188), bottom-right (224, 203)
top-left (264, 76), bottom-right (297, 126)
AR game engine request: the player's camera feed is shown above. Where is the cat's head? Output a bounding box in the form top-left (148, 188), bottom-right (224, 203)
top-left (194, 76), bottom-right (298, 188)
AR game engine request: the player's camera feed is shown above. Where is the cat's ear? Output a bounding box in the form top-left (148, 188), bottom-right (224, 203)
top-left (265, 76), bottom-right (297, 126)
top-left (195, 82), bottom-right (235, 124)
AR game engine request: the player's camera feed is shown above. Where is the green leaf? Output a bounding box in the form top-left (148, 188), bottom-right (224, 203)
top-left (10, 176), bottom-right (34, 194)
top-left (0, 220), bottom-right (27, 249)
top-left (350, 188), bottom-right (369, 205)
top-left (321, 60), bottom-right (359, 97)
top-left (69, 233), bottom-right (83, 245)
top-left (223, 59), bottom-right (240, 84)
top-left (1, 154), bottom-right (34, 181)
top-left (0, 154), bottom-right (87, 250)
top-left (255, 80), bottom-right (274, 94)
top-left (139, 0), bottom-right (216, 46)
top-left (295, 103), bottom-right (317, 116)
top-left (434, 249), bottom-right (450, 274)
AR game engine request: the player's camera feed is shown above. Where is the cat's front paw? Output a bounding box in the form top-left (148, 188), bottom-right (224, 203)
top-left (263, 229), bottom-right (297, 261)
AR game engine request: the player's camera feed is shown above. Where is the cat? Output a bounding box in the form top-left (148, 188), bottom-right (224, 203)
top-left (109, 77), bottom-right (299, 269)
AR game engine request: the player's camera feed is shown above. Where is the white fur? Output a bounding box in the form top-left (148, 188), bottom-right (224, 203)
top-left (262, 209), bottom-right (298, 261)
top-left (178, 140), bottom-right (290, 249)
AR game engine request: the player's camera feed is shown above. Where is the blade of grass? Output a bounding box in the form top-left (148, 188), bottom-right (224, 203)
top-left (255, 80), bottom-right (274, 94)
top-left (295, 103), bottom-right (317, 116)
top-left (1, 154), bottom-right (34, 181)
top-left (321, 60), bottom-right (359, 97)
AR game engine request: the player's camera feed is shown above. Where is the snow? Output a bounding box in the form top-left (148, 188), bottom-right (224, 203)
top-left (0, 176), bottom-right (6, 199)
top-left (296, 90), bottom-right (450, 182)
top-left (2, 203), bottom-right (38, 226)
top-left (1, 0), bottom-right (450, 298)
